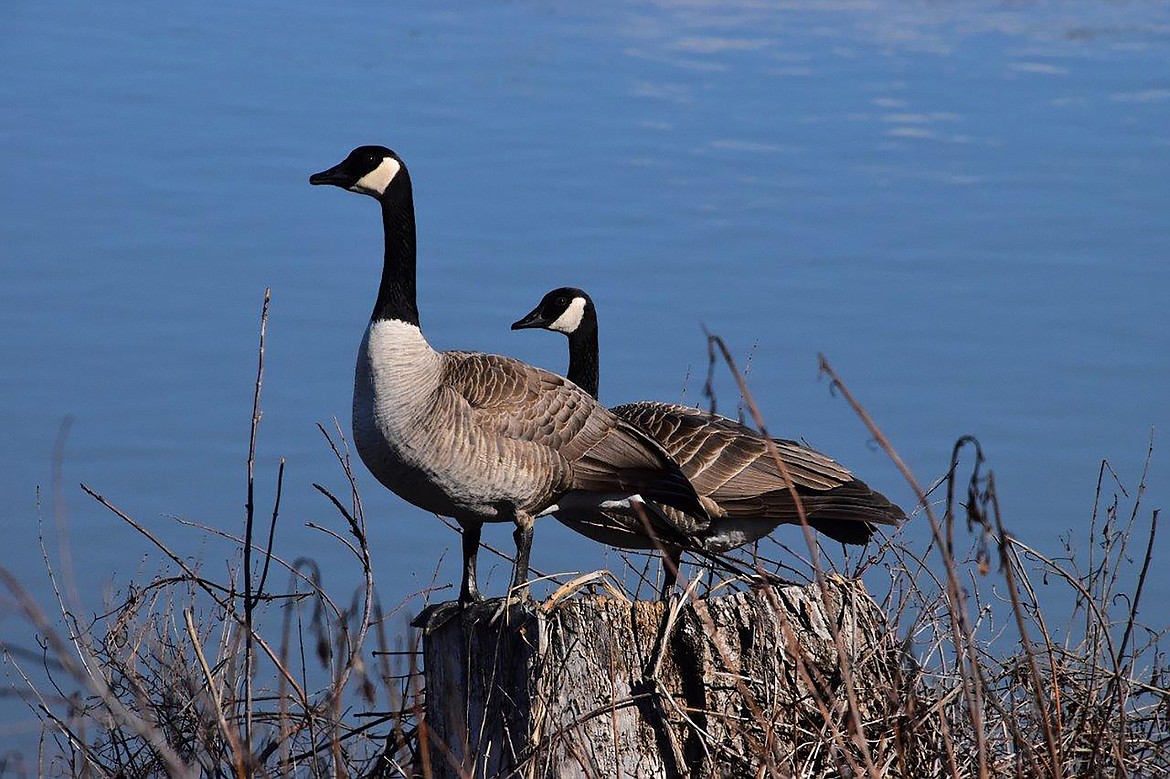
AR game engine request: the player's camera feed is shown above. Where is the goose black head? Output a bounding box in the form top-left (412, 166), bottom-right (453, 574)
top-left (511, 287), bottom-right (594, 335)
top-left (310, 145), bottom-right (408, 199)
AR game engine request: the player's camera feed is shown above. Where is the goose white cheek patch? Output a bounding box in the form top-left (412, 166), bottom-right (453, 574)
top-left (548, 297), bottom-right (587, 333)
top-left (352, 157), bottom-right (402, 196)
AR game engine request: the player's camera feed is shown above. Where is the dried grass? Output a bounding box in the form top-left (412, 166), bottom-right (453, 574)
top-left (0, 299), bottom-right (1164, 778)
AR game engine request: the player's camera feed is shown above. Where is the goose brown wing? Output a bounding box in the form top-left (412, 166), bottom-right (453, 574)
top-left (441, 354), bottom-right (707, 520)
top-left (613, 402), bottom-right (853, 493)
top-left (612, 401), bottom-right (905, 533)
top-left (717, 478), bottom-right (903, 530)
top-left (444, 351), bottom-right (592, 448)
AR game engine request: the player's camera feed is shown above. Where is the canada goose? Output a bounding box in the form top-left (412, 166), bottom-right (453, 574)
top-left (512, 287), bottom-right (906, 590)
top-left (308, 148), bottom-right (708, 607)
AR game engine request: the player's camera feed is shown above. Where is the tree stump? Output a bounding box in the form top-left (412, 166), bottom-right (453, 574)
top-left (420, 579), bottom-right (902, 778)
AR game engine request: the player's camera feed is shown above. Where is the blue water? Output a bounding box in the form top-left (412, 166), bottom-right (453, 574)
top-left (2, 0), bottom-right (1168, 748)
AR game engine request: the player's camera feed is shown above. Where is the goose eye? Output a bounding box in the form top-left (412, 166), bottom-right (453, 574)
top-left (555, 297), bottom-right (567, 306)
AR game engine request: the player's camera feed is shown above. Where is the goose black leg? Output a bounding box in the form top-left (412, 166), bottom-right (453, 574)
top-left (659, 548), bottom-right (683, 601)
top-left (510, 512), bottom-right (534, 594)
top-left (412, 520), bottom-right (484, 632)
top-left (488, 512), bottom-right (537, 625)
top-left (460, 521), bottom-right (484, 605)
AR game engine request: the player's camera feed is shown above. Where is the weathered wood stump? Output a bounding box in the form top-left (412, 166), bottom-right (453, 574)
top-left (421, 579), bottom-right (901, 778)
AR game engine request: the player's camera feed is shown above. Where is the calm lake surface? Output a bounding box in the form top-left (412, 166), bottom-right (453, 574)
top-left (2, 0), bottom-right (1167, 744)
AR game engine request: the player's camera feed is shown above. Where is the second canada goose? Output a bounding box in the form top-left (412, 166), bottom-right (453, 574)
top-left (309, 149), bottom-right (708, 606)
top-left (512, 287), bottom-right (906, 590)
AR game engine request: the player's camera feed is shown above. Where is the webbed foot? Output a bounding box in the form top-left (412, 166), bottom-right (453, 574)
top-left (488, 588), bottom-right (536, 626)
top-left (410, 592), bottom-right (484, 634)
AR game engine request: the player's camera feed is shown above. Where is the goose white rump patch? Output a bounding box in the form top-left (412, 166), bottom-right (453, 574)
top-left (538, 491), bottom-right (645, 517)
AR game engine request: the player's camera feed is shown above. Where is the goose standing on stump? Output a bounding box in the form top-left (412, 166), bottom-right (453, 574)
top-left (308, 148), bottom-right (708, 609)
top-left (512, 287), bottom-right (906, 594)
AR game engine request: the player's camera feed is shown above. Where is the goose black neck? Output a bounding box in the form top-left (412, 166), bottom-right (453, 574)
top-left (566, 314), bottom-right (600, 399)
top-left (372, 183), bottom-right (420, 326)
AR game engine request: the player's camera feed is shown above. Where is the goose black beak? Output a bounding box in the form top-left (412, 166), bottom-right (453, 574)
top-left (511, 307), bottom-right (549, 330)
top-left (309, 164), bottom-right (352, 188)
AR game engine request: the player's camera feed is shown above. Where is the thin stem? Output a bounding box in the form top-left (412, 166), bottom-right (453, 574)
top-left (243, 287), bottom-right (271, 755)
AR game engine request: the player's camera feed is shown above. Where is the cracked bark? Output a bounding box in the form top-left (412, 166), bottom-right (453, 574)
top-left (420, 579), bottom-right (900, 779)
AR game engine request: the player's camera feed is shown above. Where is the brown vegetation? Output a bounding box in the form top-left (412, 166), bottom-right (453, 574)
top-left (0, 296), bottom-right (1164, 777)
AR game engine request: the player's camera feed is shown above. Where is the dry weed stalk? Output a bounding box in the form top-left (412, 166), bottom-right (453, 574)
top-left (1, 292), bottom-right (427, 777)
top-left (1, 303), bottom-right (1164, 779)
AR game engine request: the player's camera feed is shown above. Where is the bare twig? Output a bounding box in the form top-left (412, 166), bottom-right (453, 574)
top-left (243, 286), bottom-right (272, 753)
